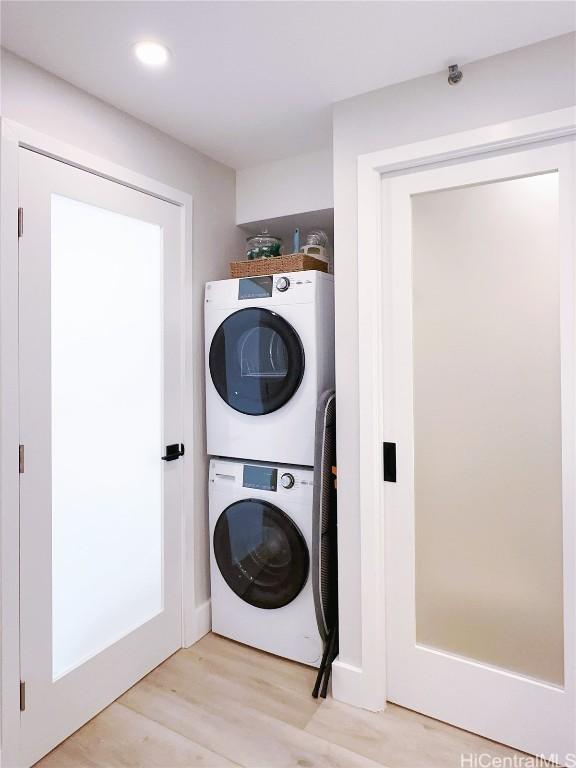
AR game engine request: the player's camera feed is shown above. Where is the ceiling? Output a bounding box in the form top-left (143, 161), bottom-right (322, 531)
top-left (2, 1), bottom-right (575, 169)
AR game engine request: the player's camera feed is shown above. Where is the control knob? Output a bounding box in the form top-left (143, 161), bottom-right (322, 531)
top-left (280, 472), bottom-right (295, 489)
top-left (276, 276), bottom-right (290, 292)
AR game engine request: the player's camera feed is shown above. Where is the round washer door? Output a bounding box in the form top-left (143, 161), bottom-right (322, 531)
top-left (209, 308), bottom-right (305, 415)
top-left (213, 499), bottom-right (309, 609)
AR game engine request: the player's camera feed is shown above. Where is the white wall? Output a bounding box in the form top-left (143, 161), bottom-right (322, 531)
top-left (333, 32), bottom-right (576, 673)
top-left (0, 49), bottom-right (244, 619)
top-left (236, 148), bottom-right (333, 225)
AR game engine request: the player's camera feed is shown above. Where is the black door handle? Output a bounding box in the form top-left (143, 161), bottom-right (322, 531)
top-left (162, 443), bottom-right (185, 461)
top-left (383, 442), bottom-right (396, 482)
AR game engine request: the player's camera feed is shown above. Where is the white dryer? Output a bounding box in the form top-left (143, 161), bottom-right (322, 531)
top-left (205, 271), bottom-right (334, 467)
top-left (209, 457), bottom-right (322, 666)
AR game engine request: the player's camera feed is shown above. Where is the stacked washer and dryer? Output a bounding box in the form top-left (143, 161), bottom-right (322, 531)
top-left (205, 270), bottom-right (335, 667)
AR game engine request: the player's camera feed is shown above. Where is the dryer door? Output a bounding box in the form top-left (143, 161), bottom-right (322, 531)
top-left (213, 499), bottom-right (309, 609)
top-left (209, 308), bottom-right (305, 415)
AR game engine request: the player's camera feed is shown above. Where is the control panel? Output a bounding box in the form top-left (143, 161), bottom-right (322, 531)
top-left (238, 276), bottom-right (273, 300)
top-left (206, 271), bottom-right (329, 309)
top-left (242, 464), bottom-right (278, 492)
top-left (236, 274), bottom-right (313, 300)
top-left (210, 459), bottom-right (313, 498)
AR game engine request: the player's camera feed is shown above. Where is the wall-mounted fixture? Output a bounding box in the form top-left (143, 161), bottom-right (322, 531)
top-left (448, 64), bottom-right (463, 86)
top-left (133, 41), bottom-right (170, 68)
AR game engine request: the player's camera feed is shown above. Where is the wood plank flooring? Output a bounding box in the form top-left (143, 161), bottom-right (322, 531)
top-left (37, 633), bottom-right (533, 768)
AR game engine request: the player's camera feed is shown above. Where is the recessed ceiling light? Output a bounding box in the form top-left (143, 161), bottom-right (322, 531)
top-left (134, 41), bottom-right (170, 68)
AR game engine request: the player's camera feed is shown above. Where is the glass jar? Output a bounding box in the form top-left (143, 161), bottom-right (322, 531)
top-left (246, 232), bottom-right (282, 260)
top-left (304, 229), bottom-right (329, 249)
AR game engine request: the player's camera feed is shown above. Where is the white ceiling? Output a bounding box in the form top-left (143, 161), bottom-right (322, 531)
top-left (2, 1), bottom-right (575, 169)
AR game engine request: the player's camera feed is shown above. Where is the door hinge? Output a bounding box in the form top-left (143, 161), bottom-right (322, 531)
top-left (19, 445), bottom-right (24, 474)
top-left (20, 681), bottom-right (25, 712)
top-left (18, 207), bottom-right (23, 238)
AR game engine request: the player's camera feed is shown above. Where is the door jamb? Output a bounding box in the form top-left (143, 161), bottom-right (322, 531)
top-left (333, 106), bottom-right (576, 713)
top-left (0, 119), bottom-right (197, 768)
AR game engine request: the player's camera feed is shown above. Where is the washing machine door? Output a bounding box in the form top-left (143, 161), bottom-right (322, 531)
top-left (213, 499), bottom-right (309, 609)
top-left (209, 308), bottom-right (305, 415)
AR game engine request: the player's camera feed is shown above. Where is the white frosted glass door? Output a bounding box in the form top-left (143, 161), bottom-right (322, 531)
top-left (51, 195), bottom-right (164, 679)
top-left (19, 149), bottom-right (183, 767)
top-left (383, 142), bottom-right (576, 760)
top-left (412, 174), bottom-right (563, 686)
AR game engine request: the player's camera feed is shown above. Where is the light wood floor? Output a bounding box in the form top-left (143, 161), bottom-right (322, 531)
top-left (37, 632), bottom-right (532, 768)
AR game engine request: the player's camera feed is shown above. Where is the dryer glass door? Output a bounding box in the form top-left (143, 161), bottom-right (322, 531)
top-left (209, 308), bottom-right (305, 415)
top-left (213, 499), bottom-right (309, 609)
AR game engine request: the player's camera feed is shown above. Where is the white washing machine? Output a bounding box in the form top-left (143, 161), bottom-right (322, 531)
top-left (209, 457), bottom-right (322, 667)
top-left (205, 270), bottom-right (334, 466)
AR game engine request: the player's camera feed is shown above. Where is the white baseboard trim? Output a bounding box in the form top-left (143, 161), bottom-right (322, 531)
top-left (183, 599), bottom-right (211, 648)
top-left (331, 657), bottom-right (386, 712)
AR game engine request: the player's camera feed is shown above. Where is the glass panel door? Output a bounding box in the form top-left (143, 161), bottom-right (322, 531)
top-left (412, 173), bottom-right (563, 685)
top-left (383, 142), bottom-right (576, 759)
top-left (19, 148), bottom-right (183, 767)
top-left (51, 194), bottom-right (164, 679)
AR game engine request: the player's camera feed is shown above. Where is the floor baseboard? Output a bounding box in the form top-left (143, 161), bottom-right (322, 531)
top-left (331, 657), bottom-right (385, 712)
top-left (183, 599), bottom-right (211, 648)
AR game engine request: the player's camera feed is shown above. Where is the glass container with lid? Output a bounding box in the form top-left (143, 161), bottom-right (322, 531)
top-left (246, 231), bottom-right (282, 260)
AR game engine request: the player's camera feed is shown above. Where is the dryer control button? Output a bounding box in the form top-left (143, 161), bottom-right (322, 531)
top-left (280, 472), bottom-right (295, 489)
top-left (276, 276), bottom-right (290, 292)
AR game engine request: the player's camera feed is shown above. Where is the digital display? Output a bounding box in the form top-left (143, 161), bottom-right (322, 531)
top-left (238, 276), bottom-right (273, 300)
top-left (243, 465), bottom-right (278, 492)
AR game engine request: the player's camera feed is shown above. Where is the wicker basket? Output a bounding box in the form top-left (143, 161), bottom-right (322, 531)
top-left (230, 253), bottom-right (328, 278)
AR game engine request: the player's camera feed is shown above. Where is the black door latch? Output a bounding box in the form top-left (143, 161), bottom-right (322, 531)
top-left (162, 443), bottom-right (185, 461)
top-left (383, 442), bottom-right (396, 483)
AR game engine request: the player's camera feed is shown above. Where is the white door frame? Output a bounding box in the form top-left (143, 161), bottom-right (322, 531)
top-left (0, 119), bottom-right (197, 768)
top-left (336, 106), bottom-right (576, 714)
